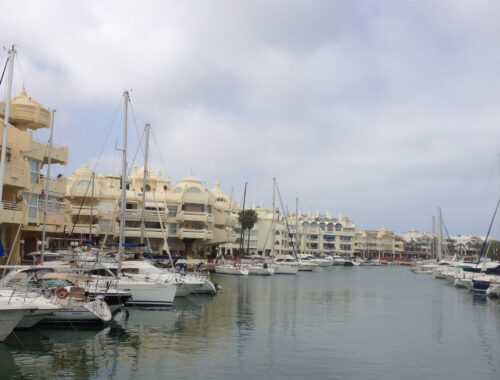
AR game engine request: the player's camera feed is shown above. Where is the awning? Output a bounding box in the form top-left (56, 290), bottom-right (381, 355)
top-left (324, 234), bottom-right (336, 238)
top-left (41, 273), bottom-right (93, 282)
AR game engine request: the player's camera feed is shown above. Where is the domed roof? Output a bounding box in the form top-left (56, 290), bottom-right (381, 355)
top-left (72, 164), bottom-right (94, 179)
top-left (180, 170), bottom-right (203, 185)
top-left (4, 87), bottom-right (51, 130)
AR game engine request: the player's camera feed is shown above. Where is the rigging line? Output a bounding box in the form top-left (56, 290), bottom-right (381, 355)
top-left (441, 217), bottom-right (455, 256)
top-left (13, 51), bottom-right (27, 91)
top-left (127, 98), bottom-right (146, 154)
top-left (91, 95), bottom-right (123, 174)
top-left (150, 127), bottom-right (171, 180)
top-left (127, 127), bottom-right (146, 174)
top-left (70, 95), bottom-right (122, 235)
top-left (476, 198), bottom-right (500, 266)
top-left (0, 56), bottom-right (8, 87)
top-left (275, 181), bottom-right (298, 259)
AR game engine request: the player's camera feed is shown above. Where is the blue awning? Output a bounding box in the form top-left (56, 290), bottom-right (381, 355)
top-left (324, 234), bottom-right (336, 238)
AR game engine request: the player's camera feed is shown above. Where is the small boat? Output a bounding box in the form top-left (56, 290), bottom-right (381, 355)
top-left (271, 256), bottom-right (299, 275)
top-left (247, 263), bottom-right (274, 275)
top-left (215, 263), bottom-right (249, 275)
top-left (361, 257), bottom-right (381, 266)
top-left (344, 257), bottom-right (362, 267)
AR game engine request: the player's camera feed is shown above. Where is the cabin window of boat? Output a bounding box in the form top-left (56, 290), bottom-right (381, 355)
top-left (41, 279), bottom-right (72, 288)
top-left (122, 268), bottom-right (139, 274)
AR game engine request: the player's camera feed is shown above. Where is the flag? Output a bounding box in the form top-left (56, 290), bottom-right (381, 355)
top-left (0, 240), bottom-right (5, 257)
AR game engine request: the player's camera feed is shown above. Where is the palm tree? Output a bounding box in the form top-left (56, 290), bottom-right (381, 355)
top-left (238, 209), bottom-right (258, 254)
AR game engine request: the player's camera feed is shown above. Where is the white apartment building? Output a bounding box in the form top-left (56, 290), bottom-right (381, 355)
top-left (235, 206), bottom-right (356, 257)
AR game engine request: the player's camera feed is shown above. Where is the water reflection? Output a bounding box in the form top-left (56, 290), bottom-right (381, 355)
top-left (1, 269), bottom-right (500, 379)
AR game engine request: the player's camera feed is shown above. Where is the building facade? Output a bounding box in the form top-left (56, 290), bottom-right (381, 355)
top-left (0, 88), bottom-right (69, 263)
top-left (65, 166), bottom-right (238, 256)
top-left (354, 227), bottom-right (404, 258)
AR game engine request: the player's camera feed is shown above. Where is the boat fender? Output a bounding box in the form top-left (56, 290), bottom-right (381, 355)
top-left (55, 286), bottom-right (69, 299)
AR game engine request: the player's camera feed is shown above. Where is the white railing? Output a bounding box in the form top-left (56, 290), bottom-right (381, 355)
top-left (5, 164), bottom-right (24, 175)
top-left (2, 201), bottom-right (22, 211)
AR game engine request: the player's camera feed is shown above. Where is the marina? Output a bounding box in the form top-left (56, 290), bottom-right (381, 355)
top-left (1, 266), bottom-right (500, 379)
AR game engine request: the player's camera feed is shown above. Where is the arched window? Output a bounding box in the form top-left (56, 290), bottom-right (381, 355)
top-left (327, 223), bottom-right (334, 231)
top-left (335, 223), bottom-right (342, 231)
top-left (320, 222), bottom-right (326, 230)
top-left (78, 180), bottom-right (90, 187)
top-left (216, 197), bottom-right (226, 203)
top-left (186, 187), bottom-right (201, 194)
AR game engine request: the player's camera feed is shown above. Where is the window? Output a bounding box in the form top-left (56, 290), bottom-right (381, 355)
top-left (216, 197), bottom-right (226, 202)
top-left (186, 187), bottom-right (201, 194)
top-left (145, 221), bottom-right (161, 229)
top-left (327, 223), bottom-right (334, 231)
top-left (167, 205), bottom-right (177, 217)
top-left (335, 223), bottom-right (342, 232)
top-left (340, 244), bottom-right (351, 251)
top-left (340, 236), bottom-right (352, 241)
top-left (320, 223), bottom-right (326, 230)
top-left (78, 180), bottom-right (90, 187)
top-left (98, 220), bottom-right (113, 233)
top-left (22, 192), bottom-right (38, 218)
top-left (173, 187), bottom-right (182, 193)
top-left (99, 201), bottom-right (114, 214)
top-left (169, 223), bottom-right (177, 234)
top-left (28, 158), bottom-right (41, 184)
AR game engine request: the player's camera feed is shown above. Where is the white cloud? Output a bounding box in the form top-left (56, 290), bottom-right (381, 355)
top-left (1, 0), bottom-right (500, 235)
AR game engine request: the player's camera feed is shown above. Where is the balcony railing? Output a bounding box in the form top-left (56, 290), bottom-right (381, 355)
top-left (176, 211), bottom-right (213, 223)
top-left (179, 228), bottom-right (213, 240)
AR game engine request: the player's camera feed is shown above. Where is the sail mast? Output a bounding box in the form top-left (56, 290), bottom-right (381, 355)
top-left (437, 207), bottom-right (443, 261)
top-left (270, 178), bottom-right (276, 257)
top-left (140, 123), bottom-right (150, 245)
top-left (0, 46), bottom-right (16, 221)
top-left (41, 109), bottom-right (55, 263)
top-left (117, 91), bottom-right (129, 277)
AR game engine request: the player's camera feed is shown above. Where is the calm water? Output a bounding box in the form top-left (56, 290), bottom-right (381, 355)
top-left (1, 267), bottom-right (500, 379)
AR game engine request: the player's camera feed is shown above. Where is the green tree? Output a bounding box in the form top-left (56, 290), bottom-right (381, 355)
top-left (238, 209), bottom-right (258, 254)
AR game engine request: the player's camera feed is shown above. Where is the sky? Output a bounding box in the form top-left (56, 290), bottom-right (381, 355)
top-left (1, 0), bottom-right (500, 236)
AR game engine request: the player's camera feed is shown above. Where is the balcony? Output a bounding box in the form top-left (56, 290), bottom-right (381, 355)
top-left (30, 140), bottom-right (69, 165)
top-left (70, 205), bottom-right (101, 217)
top-left (40, 177), bottom-right (67, 195)
top-left (123, 209), bottom-right (167, 222)
top-left (69, 185), bottom-right (98, 198)
top-left (3, 163), bottom-right (29, 189)
top-left (179, 228), bottom-right (213, 240)
top-left (124, 227), bottom-right (166, 239)
top-left (69, 223), bottom-right (101, 235)
top-left (0, 201), bottom-right (25, 224)
top-left (176, 211), bottom-right (213, 223)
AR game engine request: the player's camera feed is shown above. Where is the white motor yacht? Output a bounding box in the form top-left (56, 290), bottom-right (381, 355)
top-left (0, 301), bottom-right (36, 342)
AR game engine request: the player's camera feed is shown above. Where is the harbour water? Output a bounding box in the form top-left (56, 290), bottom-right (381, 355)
top-left (1, 267), bottom-right (500, 379)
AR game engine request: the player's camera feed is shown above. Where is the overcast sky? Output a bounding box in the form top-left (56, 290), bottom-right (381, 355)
top-left (2, 1), bottom-right (500, 236)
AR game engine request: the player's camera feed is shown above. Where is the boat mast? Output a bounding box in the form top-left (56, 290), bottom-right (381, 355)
top-left (0, 46), bottom-right (16, 221)
top-left (238, 182), bottom-right (247, 256)
top-left (270, 178), bottom-right (276, 257)
top-left (140, 123), bottom-right (150, 245)
top-left (41, 109), bottom-right (55, 263)
top-left (117, 91), bottom-right (129, 277)
top-left (436, 207), bottom-right (443, 262)
top-left (295, 197), bottom-right (299, 255)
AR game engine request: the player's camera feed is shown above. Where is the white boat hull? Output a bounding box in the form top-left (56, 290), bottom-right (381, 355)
top-left (272, 265), bottom-right (298, 275)
top-left (215, 265), bottom-right (249, 275)
top-left (117, 281), bottom-right (177, 307)
top-left (0, 308), bottom-right (32, 341)
top-left (248, 266), bottom-right (275, 275)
